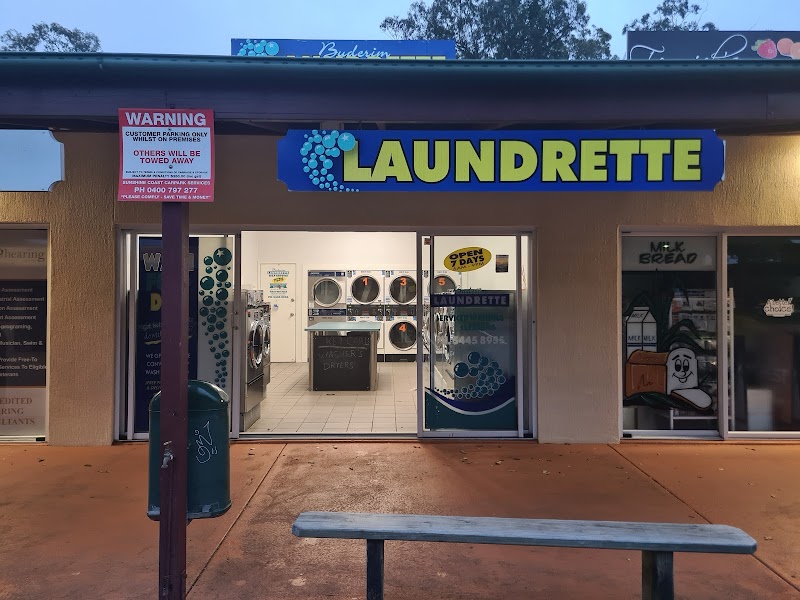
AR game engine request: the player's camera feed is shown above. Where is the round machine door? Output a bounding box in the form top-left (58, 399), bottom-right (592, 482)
top-left (430, 274), bottom-right (456, 294)
top-left (313, 278), bottom-right (342, 307)
top-left (262, 320), bottom-right (270, 362)
top-left (249, 321), bottom-right (265, 369)
top-left (389, 321), bottom-right (417, 351)
top-left (389, 274), bottom-right (417, 305)
top-left (351, 274), bottom-right (381, 304)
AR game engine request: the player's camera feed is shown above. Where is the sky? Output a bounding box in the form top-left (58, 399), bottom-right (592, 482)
top-left (1, 0), bottom-right (798, 58)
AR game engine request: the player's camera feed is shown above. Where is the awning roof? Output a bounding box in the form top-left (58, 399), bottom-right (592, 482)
top-left (1, 52), bottom-right (799, 134)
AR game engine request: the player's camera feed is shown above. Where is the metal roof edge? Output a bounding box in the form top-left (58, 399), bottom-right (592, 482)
top-left (2, 51), bottom-right (800, 74)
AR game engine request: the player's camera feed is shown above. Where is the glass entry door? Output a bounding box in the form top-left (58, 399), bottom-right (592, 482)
top-left (418, 234), bottom-right (532, 436)
top-left (621, 236), bottom-right (719, 436)
top-left (120, 233), bottom-right (238, 440)
top-left (727, 236), bottom-right (800, 434)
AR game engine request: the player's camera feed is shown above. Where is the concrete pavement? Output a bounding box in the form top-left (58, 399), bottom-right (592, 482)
top-left (0, 441), bottom-right (797, 599)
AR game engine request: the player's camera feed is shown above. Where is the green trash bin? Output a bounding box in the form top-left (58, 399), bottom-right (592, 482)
top-left (147, 380), bottom-right (232, 521)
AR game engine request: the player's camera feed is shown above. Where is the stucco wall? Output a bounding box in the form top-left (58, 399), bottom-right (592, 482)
top-left (5, 133), bottom-right (798, 444)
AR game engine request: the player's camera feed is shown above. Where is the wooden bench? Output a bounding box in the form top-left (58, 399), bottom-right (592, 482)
top-left (292, 511), bottom-right (756, 600)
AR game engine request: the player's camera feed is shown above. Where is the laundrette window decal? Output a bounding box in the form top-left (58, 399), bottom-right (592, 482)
top-left (277, 129), bottom-right (726, 192)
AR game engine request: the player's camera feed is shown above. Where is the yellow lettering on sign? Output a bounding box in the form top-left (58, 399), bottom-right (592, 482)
top-left (413, 140), bottom-right (450, 184)
top-left (343, 142), bottom-right (373, 182)
top-left (372, 141), bottom-right (413, 182)
top-left (455, 140), bottom-right (495, 182)
top-left (639, 140), bottom-right (672, 182)
top-left (580, 140), bottom-right (608, 182)
top-left (499, 141), bottom-right (538, 182)
top-left (541, 140), bottom-right (578, 182)
top-left (608, 140), bottom-right (640, 182)
top-left (151, 293), bottom-right (162, 311)
top-left (673, 139), bottom-right (702, 181)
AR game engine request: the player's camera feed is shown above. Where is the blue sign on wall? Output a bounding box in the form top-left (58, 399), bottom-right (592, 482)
top-left (277, 129), bottom-right (726, 193)
top-left (231, 38), bottom-right (456, 60)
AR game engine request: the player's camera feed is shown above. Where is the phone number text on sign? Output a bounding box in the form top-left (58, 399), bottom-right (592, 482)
top-left (117, 108), bottom-right (215, 202)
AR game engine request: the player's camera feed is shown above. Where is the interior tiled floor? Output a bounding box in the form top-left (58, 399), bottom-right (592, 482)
top-left (248, 362), bottom-right (418, 435)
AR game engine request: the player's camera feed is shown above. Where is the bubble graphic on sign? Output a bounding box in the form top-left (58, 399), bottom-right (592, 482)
top-left (200, 276), bottom-right (215, 290)
top-left (298, 130), bottom-right (359, 192)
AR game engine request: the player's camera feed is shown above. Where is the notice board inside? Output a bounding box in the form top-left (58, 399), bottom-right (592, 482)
top-left (312, 334), bottom-right (371, 391)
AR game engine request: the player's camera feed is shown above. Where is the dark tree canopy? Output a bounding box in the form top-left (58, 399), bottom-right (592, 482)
top-left (623, 0), bottom-right (717, 33)
top-left (1, 22), bottom-right (101, 52)
top-left (381, 0), bottom-right (611, 59)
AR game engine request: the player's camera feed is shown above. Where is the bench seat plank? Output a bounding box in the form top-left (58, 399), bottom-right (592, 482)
top-left (293, 512), bottom-right (756, 554)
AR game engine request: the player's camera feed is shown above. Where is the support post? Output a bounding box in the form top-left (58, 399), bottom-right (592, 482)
top-left (158, 202), bottom-right (190, 600)
top-left (366, 539), bottom-right (384, 600)
top-left (642, 550), bottom-right (674, 600)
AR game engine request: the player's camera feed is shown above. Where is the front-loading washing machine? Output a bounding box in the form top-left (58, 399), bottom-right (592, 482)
top-left (307, 270), bottom-right (347, 326)
top-left (346, 269), bottom-right (384, 351)
top-left (240, 289), bottom-right (269, 431)
top-left (384, 268), bottom-right (418, 361)
top-left (260, 298), bottom-right (271, 385)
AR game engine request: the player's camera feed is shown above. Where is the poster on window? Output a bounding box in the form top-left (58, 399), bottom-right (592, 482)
top-left (134, 236), bottom-right (234, 433)
top-left (0, 231), bottom-right (48, 437)
top-left (425, 292), bottom-right (517, 430)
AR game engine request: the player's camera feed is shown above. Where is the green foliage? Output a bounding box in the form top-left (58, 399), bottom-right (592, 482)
top-left (1, 22), bottom-right (101, 52)
top-left (380, 0), bottom-right (611, 59)
top-left (623, 0), bottom-right (717, 34)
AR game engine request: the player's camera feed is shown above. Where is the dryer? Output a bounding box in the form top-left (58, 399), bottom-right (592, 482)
top-left (384, 310), bottom-right (417, 360)
top-left (307, 270), bottom-right (347, 325)
top-left (346, 269), bottom-right (384, 351)
top-left (423, 270), bottom-right (461, 363)
top-left (385, 268), bottom-right (417, 307)
top-left (384, 268), bottom-right (418, 361)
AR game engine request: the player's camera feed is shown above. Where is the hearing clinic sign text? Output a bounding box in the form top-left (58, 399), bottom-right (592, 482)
top-left (117, 108), bottom-right (215, 202)
top-left (277, 129), bottom-right (726, 192)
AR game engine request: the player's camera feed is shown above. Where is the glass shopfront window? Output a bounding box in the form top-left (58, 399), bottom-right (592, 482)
top-left (420, 234), bottom-right (532, 435)
top-left (0, 229), bottom-right (48, 439)
top-left (621, 236), bottom-right (718, 435)
top-left (727, 236), bottom-right (800, 433)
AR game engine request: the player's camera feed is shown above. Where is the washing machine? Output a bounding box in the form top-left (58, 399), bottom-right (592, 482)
top-left (384, 269), bottom-right (418, 360)
top-left (422, 270), bottom-right (460, 362)
top-left (307, 270), bottom-right (347, 325)
top-left (346, 269), bottom-right (384, 351)
top-left (259, 296), bottom-right (271, 385)
top-left (240, 289), bottom-right (269, 431)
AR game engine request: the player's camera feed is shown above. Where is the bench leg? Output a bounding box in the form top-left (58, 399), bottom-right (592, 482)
top-left (366, 539), bottom-right (384, 600)
top-left (642, 551), bottom-right (674, 600)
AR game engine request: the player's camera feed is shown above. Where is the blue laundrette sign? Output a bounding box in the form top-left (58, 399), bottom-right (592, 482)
top-left (231, 39), bottom-right (456, 59)
top-left (277, 129), bottom-right (726, 193)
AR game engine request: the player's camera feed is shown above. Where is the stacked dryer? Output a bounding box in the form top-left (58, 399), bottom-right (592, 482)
top-left (384, 268), bottom-right (418, 361)
top-left (307, 270), bottom-right (347, 326)
top-left (346, 269), bottom-right (384, 352)
top-left (423, 270), bottom-right (461, 364)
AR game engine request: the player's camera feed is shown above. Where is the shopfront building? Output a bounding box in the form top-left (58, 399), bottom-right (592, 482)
top-left (0, 53), bottom-right (798, 445)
